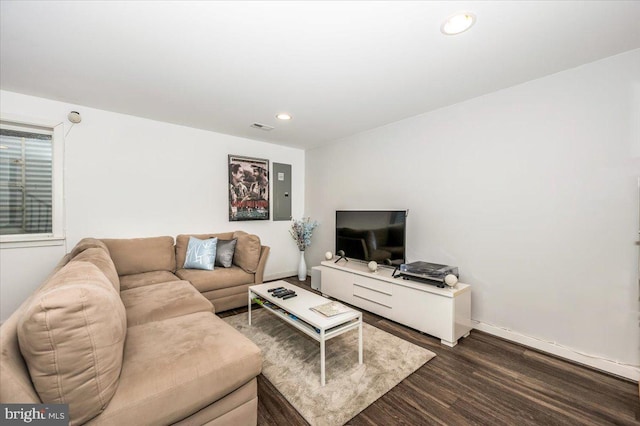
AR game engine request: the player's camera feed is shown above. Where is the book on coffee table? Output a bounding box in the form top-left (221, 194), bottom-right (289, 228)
top-left (310, 301), bottom-right (351, 317)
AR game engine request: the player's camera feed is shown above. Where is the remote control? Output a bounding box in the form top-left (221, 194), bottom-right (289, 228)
top-left (282, 293), bottom-right (297, 299)
top-left (276, 290), bottom-right (295, 298)
top-left (272, 289), bottom-right (289, 296)
top-left (268, 287), bottom-right (285, 292)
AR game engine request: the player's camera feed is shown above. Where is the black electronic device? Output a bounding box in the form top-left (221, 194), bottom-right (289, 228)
top-left (384, 258), bottom-right (401, 277)
top-left (282, 293), bottom-right (297, 299)
top-left (334, 250), bottom-right (348, 263)
top-left (268, 287), bottom-right (285, 292)
top-left (272, 289), bottom-right (289, 297)
top-left (335, 210), bottom-right (407, 265)
top-left (397, 261), bottom-right (459, 288)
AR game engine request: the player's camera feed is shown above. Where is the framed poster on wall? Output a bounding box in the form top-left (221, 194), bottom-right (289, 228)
top-left (228, 155), bottom-right (269, 221)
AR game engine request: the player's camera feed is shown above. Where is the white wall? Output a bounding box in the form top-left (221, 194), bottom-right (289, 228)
top-left (0, 91), bottom-right (305, 321)
top-left (306, 49), bottom-right (640, 379)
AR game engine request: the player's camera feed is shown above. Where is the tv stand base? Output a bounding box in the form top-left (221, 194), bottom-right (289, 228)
top-left (319, 260), bottom-right (472, 346)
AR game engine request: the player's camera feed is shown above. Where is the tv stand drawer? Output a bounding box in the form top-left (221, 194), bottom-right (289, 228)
top-left (353, 283), bottom-right (392, 309)
top-left (353, 276), bottom-right (393, 296)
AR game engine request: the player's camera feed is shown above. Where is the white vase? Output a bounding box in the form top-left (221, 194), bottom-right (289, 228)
top-left (298, 250), bottom-right (307, 281)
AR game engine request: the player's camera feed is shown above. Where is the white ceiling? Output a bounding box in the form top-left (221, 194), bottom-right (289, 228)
top-left (1, 1), bottom-right (639, 150)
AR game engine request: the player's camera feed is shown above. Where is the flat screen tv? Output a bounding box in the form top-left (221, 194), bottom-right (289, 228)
top-left (335, 210), bottom-right (407, 265)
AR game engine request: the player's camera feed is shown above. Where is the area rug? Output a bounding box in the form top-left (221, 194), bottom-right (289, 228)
top-left (223, 309), bottom-right (435, 426)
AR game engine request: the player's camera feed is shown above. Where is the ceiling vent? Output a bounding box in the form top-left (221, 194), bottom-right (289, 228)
top-left (250, 122), bottom-right (274, 131)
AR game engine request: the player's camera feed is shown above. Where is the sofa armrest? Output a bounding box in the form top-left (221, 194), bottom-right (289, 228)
top-left (254, 246), bottom-right (270, 284)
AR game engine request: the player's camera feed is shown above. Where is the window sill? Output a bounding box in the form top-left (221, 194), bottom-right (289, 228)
top-left (0, 236), bottom-right (65, 249)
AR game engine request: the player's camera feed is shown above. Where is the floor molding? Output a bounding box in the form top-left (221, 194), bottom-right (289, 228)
top-left (264, 271), bottom-right (299, 282)
top-left (473, 320), bottom-right (639, 382)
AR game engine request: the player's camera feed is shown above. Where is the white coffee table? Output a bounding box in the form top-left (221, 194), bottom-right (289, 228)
top-left (248, 281), bottom-right (363, 386)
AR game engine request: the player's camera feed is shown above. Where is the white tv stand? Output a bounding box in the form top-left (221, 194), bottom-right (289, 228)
top-left (318, 260), bottom-right (472, 347)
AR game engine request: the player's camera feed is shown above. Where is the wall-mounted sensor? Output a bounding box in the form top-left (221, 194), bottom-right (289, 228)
top-left (67, 111), bottom-right (81, 124)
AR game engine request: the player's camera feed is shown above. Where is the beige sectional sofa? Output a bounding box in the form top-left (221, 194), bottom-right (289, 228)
top-left (0, 232), bottom-right (270, 425)
top-left (103, 231), bottom-right (270, 313)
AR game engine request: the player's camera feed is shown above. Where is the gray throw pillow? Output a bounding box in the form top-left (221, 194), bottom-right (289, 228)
top-left (184, 237), bottom-right (218, 270)
top-left (215, 239), bottom-right (237, 268)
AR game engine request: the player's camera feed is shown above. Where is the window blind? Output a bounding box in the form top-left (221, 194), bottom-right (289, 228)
top-left (0, 129), bottom-right (53, 235)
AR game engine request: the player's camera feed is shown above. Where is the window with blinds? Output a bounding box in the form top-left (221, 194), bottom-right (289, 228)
top-left (0, 126), bottom-right (53, 236)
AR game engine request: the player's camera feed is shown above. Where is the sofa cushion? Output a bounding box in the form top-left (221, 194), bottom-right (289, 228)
top-left (175, 233), bottom-right (235, 270)
top-left (175, 266), bottom-right (254, 293)
top-left (102, 236), bottom-right (176, 275)
top-left (120, 280), bottom-right (213, 326)
top-left (0, 254), bottom-right (74, 406)
top-left (215, 239), bottom-right (237, 268)
top-left (17, 261), bottom-right (126, 426)
top-left (70, 237), bottom-right (110, 258)
top-left (232, 231), bottom-right (261, 273)
top-left (183, 236), bottom-right (218, 270)
top-left (71, 247), bottom-right (120, 292)
top-left (119, 270), bottom-right (181, 291)
top-left (87, 312), bottom-right (262, 426)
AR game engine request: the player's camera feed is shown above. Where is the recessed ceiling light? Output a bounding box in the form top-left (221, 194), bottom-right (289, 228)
top-left (276, 113), bottom-right (292, 120)
top-left (441, 12), bottom-right (476, 35)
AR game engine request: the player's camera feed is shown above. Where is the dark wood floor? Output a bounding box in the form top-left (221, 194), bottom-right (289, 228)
top-left (220, 277), bottom-right (640, 425)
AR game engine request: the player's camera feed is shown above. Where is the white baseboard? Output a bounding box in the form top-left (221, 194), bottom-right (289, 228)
top-left (264, 271), bottom-right (300, 282)
top-left (473, 321), bottom-right (640, 382)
